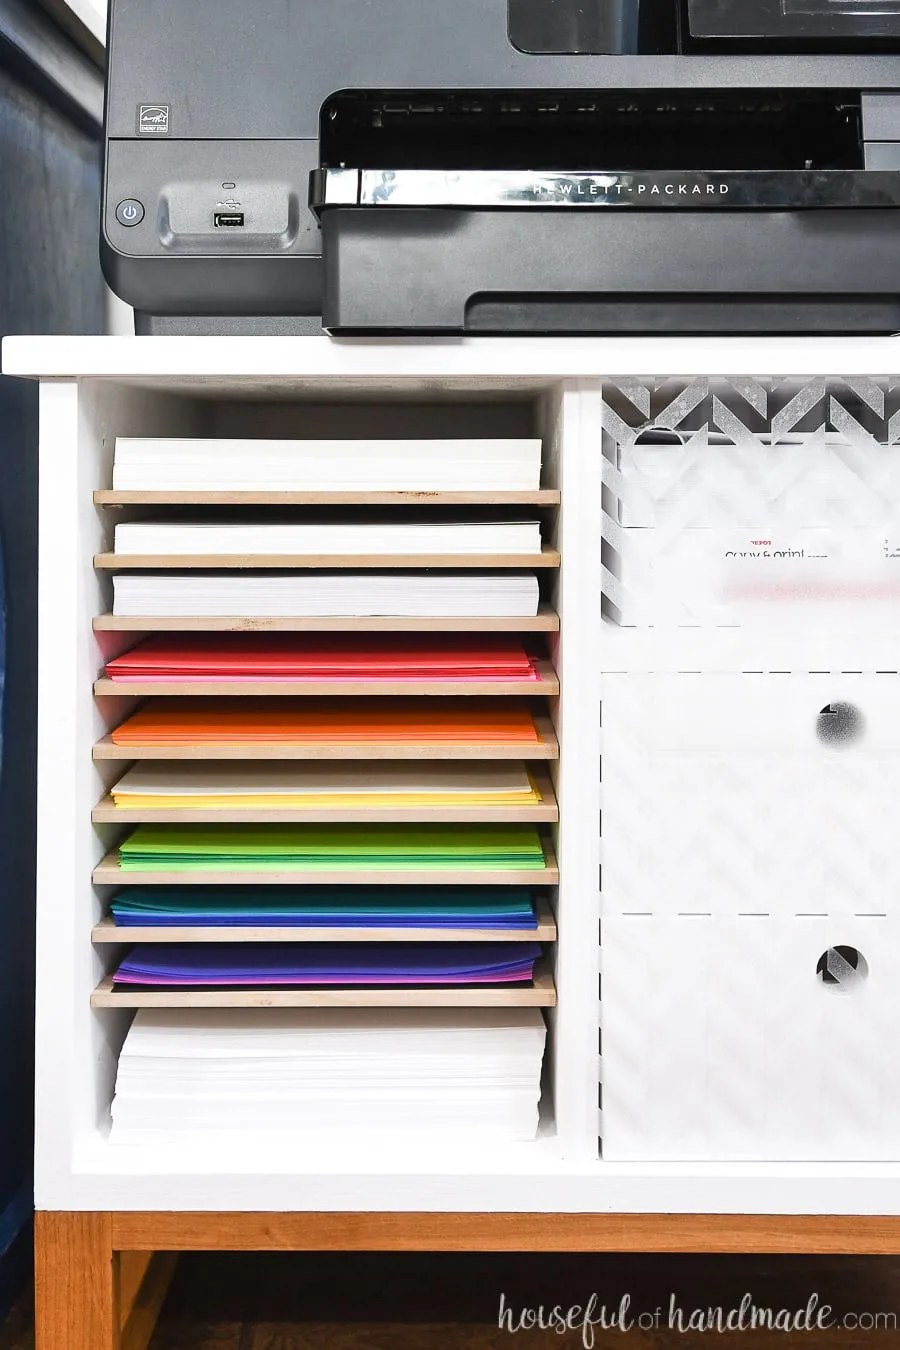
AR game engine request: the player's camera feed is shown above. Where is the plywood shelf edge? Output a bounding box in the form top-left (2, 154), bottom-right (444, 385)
top-left (92, 607), bottom-right (561, 633)
top-left (90, 766), bottom-right (558, 825)
top-left (91, 836), bottom-right (560, 888)
top-left (94, 547), bottom-right (561, 571)
top-left (92, 715), bottom-right (561, 762)
top-left (94, 489), bottom-right (562, 506)
top-left (90, 969), bottom-right (557, 1009)
top-left (90, 896), bottom-right (558, 945)
top-left (92, 659), bottom-right (560, 699)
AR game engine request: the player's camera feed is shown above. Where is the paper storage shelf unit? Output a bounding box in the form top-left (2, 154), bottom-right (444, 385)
top-left (14, 341), bottom-right (586, 1213)
top-left (12, 337), bottom-right (900, 1350)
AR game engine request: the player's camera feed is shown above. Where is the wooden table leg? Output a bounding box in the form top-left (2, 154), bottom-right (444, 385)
top-left (34, 1213), bottom-right (120, 1350)
top-left (119, 1253), bottom-right (179, 1350)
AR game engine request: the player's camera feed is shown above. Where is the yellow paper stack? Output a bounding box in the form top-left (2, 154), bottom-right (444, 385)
top-left (109, 762), bottom-right (543, 811)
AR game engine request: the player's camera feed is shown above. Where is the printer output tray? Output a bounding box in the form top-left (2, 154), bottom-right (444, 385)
top-left (315, 170), bottom-right (900, 334)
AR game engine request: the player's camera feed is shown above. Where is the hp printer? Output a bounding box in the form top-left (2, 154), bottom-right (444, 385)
top-left (102, 0), bottom-right (900, 334)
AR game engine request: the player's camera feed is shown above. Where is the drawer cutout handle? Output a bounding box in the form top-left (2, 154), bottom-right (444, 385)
top-left (817, 703), bottom-right (865, 748)
top-left (628, 427), bottom-right (687, 479)
top-left (816, 946), bottom-right (868, 992)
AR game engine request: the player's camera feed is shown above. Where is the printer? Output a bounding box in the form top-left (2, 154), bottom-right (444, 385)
top-left (102, 0), bottom-right (900, 334)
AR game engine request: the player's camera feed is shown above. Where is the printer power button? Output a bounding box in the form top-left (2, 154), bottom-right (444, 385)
top-left (115, 199), bottom-right (145, 227)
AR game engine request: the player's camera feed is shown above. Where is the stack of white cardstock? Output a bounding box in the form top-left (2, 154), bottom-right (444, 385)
top-left (112, 572), bottom-right (542, 618)
top-left (112, 438), bottom-right (543, 492)
top-left (109, 1007), bottom-right (548, 1144)
top-left (113, 519), bottom-right (543, 557)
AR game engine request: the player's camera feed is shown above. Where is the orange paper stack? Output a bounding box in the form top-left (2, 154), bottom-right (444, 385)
top-left (111, 698), bottom-right (547, 749)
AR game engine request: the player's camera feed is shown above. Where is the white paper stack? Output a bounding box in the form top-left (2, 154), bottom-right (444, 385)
top-left (113, 519), bottom-right (543, 557)
top-left (112, 572), bottom-right (541, 618)
top-left (109, 1008), bottom-right (547, 1144)
top-left (112, 439), bottom-right (543, 492)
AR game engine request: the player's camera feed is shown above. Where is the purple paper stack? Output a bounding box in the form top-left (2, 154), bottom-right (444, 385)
top-left (113, 942), bottom-right (542, 988)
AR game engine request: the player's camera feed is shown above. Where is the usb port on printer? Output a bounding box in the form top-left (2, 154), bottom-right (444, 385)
top-left (214, 211), bottom-right (244, 227)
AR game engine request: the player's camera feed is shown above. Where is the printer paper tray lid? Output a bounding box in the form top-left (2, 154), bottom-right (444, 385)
top-left (312, 168), bottom-right (900, 211)
top-left (318, 201), bottom-right (900, 335)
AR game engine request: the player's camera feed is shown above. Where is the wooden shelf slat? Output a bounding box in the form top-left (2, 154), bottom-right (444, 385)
top-left (92, 605), bottom-right (561, 633)
top-left (89, 969), bottom-right (557, 1009)
top-left (91, 837), bottom-right (560, 888)
top-left (92, 800), bottom-right (559, 825)
top-left (91, 897), bottom-right (557, 945)
top-left (94, 489), bottom-right (561, 507)
top-left (92, 658), bottom-right (560, 700)
top-left (92, 715), bottom-right (560, 762)
top-left (94, 547), bottom-right (561, 571)
top-left (90, 767), bottom-right (558, 825)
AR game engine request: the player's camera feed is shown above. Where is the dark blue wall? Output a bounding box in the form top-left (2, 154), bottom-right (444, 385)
top-left (0, 35), bottom-right (105, 1314)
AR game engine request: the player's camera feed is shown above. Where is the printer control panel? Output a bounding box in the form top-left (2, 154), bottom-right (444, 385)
top-left (102, 137), bottom-right (323, 316)
top-left (104, 140), bottom-right (321, 259)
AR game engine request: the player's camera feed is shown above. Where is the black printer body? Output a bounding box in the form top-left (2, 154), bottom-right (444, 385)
top-left (102, 0), bottom-right (900, 334)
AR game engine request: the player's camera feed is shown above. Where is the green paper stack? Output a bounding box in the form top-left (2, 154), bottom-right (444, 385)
top-left (117, 823), bottom-right (549, 872)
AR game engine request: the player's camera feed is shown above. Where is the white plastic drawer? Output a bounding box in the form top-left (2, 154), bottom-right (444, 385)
top-left (601, 913), bottom-right (900, 1162)
top-left (601, 378), bottom-right (900, 628)
top-left (601, 674), bottom-right (900, 916)
top-left (615, 435), bottom-right (900, 533)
